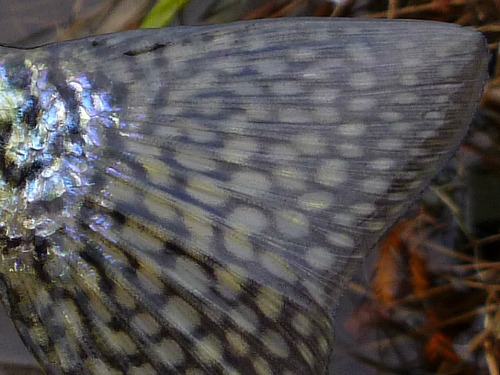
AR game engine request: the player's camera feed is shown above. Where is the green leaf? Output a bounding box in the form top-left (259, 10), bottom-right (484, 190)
top-left (140, 0), bottom-right (190, 28)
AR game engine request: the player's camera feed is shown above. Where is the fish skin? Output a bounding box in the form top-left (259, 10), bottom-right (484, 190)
top-left (0, 18), bottom-right (488, 375)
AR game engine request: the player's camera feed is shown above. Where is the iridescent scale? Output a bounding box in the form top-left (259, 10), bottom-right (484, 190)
top-left (0, 18), bottom-right (488, 375)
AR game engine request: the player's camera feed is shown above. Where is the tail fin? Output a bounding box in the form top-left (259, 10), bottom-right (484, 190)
top-left (0, 18), bottom-right (487, 374)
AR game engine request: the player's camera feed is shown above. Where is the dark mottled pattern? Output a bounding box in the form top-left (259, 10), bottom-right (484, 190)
top-left (0, 18), bottom-right (488, 375)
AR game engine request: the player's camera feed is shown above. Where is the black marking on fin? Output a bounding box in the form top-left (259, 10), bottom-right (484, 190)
top-left (123, 43), bottom-right (168, 57)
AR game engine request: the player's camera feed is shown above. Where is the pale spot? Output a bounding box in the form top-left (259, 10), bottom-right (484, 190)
top-left (223, 137), bottom-right (259, 163)
top-left (57, 300), bottom-right (82, 337)
top-left (337, 122), bottom-right (366, 137)
top-left (275, 209), bottom-right (309, 238)
top-left (298, 191), bottom-right (334, 211)
top-left (142, 193), bottom-right (179, 223)
top-left (272, 81), bottom-right (303, 96)
top-left (176, 153), bottom-right (216, 172)
top-left (231, 81), bottom-right (263, 97)
top-left (230, 171), bottom-right (271, 195)
top-left (263, 329), bottom-right (290, 358)
top-left (171, 256), bottom-right (210, 294)
top-left (339, 143), bottom-right (363, 158)
top-left (389, 190), bottom-right (413, 202)
top-left (393, 92), bottom-right (419, 105)
top-left (255, 287), bottom-right (283, 320)
top-left (435, 95), bottom-right (449, 104)
top-left (348, 97), bottom-right (376, 111)
top-left (279, 107), bottom-right (310, 124)
top-left (297, 340), bottom-right (315, 368)
top-left (327, 232), bottom-right (354, 248)
top-left (401, 55), bottom-right (420, 68)
top-left (370, 158), bottom-right (395, 170)
top-left (214, 266), bottom-right (245, 300)
top-left (318, 334), bottom-right (331, 355)
top-left (311, 87), bottom-right (339, 103)
top-left (88, 294), bottom-right (112, 324)
top-left (305, 246), bottom-right (335, 271)
top-left (379, 111), bottom-right (403, 122)
top-left (252, 356), bottom-right (273, 375)
top-left (27, 323), bottom-right (49, 350)
top-left (246, 103), bottom-right (271, 122)
top-left (292, 312), bottom-right (312, 337)
top-left (154, 339), bottom-right (185, 366)
top-left (226, 330), bottom-right (250, 356)
top-left (303, 279), bottom-right (326, 305)
top-left (216, 54), bottom-right (244, 70)
top-left (377, 138), bottom-right (403, 151)
top-left (303, 67), bottom-right (330, 80)
top-left (153, 123), bottom-right (182, 138)
top-left (408, 179), bottom-right (423, 190)
top-left (185, 369), bottom-right (205, 375)
top-left (388, 203), bottom-right (406, 216)
top-left (131, 313), bottom-right (160, 336)
top-left (438, 39), bottom-right (464, 57)
top-left (107, 179), bottom-right (139, 208)
top-left (274, 166), bottom-right (306, 191)
top-left (129, 364), bottom-right (156, 375)
top-left (342, 26), bottom-right (362, 35)
top-left (260, 253), bottom-right (297, 283)
top-left (123, 139), bottom-right (161, 157)
top-left (333, 212), bottom-right (355, 226)
top-left (403, 170), bottom-right (420, 181)
top-left (351, 202), bottom-right (376, 216)
top-left (99, 236), bottom-right (129, 264)
top-left (317, 159), bottom-right (348, 187)
top-left (424, 111), bottom-right (444, 121)
top-left (228, 206), bottom-right (268, 234)
top-left (187, 176), bottom-right (226, 206)
top-left (313, 107), bottom-right (340, 123)
top-left (292, 48), bottom-right (317, 62)
top-left (361, 177), bottom-right (390, 194)
top-left (269, 143), bottom-right (298, 160)
top-left (108, 330), bottom-right (137, 356)
top-left (393, 122), bottom-right (412, 133)
top-left (437, 63), bottom-right (457, 78)
top-left (409, 147), bottom-right (427, 157)
top-left (349, 72), bottom-right (376, 90)
top-left (224, 366), bottom-right (242, 375)
top-left (421, 130), bottom-right (438, 139)
top-left (346, 43), bottom-right (375, 64)
top-left (195, 334), bottom-right (223, 364)
top-left (198, 99), bottom-right (225, 116)
top-left (229, 304), bottom-right (260, 333)
top-left (188, 129), bottom-right (218, 143)
top-left (293, 133), bottom-right (325, 155)
top-left (161, 296), bottom-right (201, 333)
top-left (224, 232), bottom-right (255, 260)
top-left (185, 215), bottom-right (214, 244)
top-left (137, 267), bottom-right (164, 296)
top-left (140, 157), bottom-right (172, 186)
top-left (365, 220), bottom-right (385, 231)
top-left (319, 315), bottom-right (332, 331)
top-left (85, 358), bottom-right (116, 375)
top-left (401, 73), bottom-right (419, 86)
top-left (254, 59), bottom-right (285, 76)
top-left (113, 286), bottom-right (136, 311)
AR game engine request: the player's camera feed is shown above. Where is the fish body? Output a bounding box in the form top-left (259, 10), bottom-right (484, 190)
top-left (0, 18), bottom-right (488, 374)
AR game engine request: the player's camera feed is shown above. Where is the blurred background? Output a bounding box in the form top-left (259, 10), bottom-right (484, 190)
top-left (0, 1), bottom-right (499, 374)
